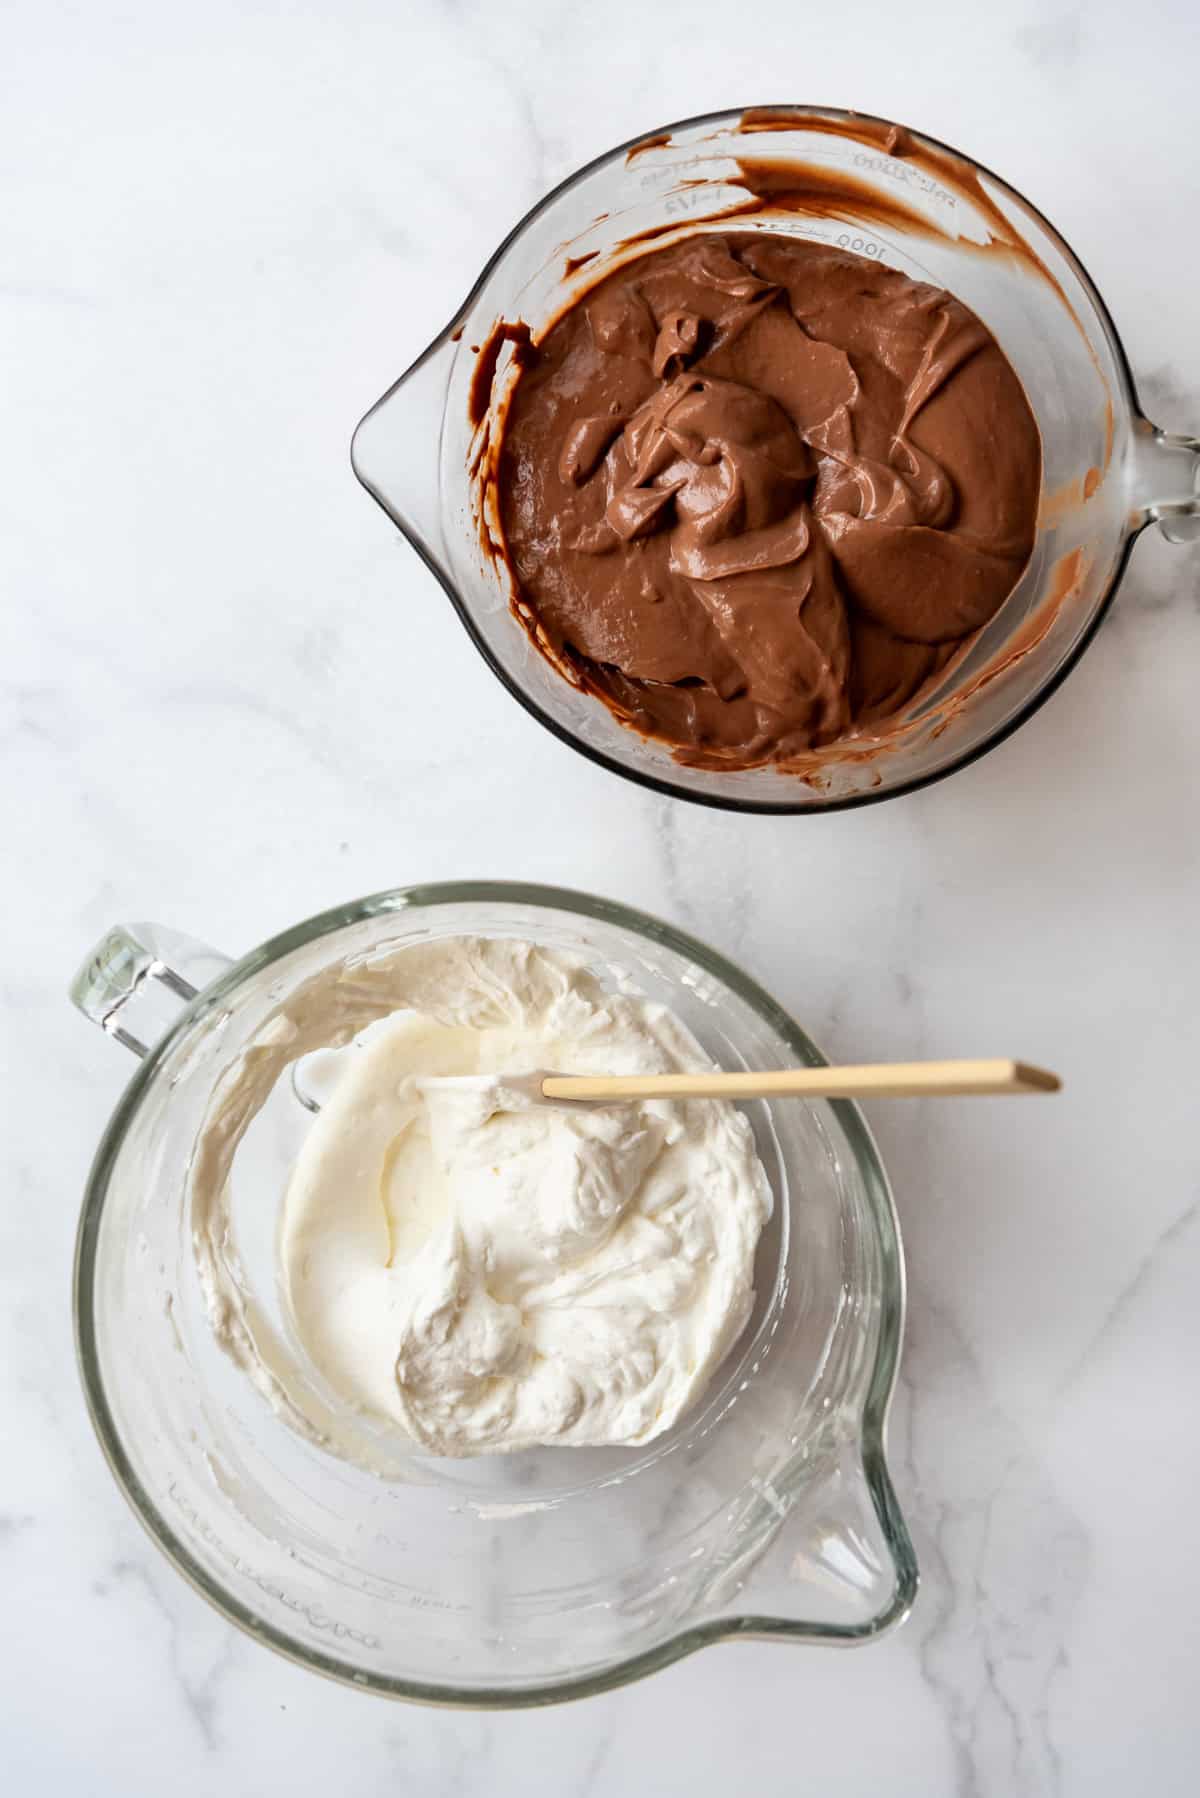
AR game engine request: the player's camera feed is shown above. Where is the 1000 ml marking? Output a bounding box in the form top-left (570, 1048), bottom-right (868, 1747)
top-left (837, 233), bottom-right (883, 259)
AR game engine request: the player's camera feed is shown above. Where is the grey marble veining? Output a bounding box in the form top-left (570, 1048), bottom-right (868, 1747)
top-left (4, 0), bottom-right (1199, 1791)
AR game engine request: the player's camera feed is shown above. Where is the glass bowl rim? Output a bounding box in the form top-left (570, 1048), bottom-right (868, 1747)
top-left (74, 878), bottom-right (917, 1707)
top-left (351, 101), bottom-right (1147, 817)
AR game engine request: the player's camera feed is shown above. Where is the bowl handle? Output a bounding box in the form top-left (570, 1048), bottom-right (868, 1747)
top-left (68, 923), bottom-right (232, 1058)
top-left (1134, 423), bottom-right (1200, 543)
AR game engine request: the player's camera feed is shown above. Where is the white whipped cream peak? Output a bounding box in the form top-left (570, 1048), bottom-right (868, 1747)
top-left (278, 937), bottom-right (773, 1457)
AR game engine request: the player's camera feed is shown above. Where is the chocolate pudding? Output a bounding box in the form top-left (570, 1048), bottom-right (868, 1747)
top-left (496, 234), bottom-right (1041, 769)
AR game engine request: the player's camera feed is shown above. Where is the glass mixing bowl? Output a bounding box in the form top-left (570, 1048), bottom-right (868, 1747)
top-left (352, 106), bottom-right (1199, 814)
top-left (70, 883), bottom-right (914, 1706)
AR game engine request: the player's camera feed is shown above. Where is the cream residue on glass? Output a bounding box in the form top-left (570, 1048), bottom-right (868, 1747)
top-left (192, 937), bottom-right (773, 1460)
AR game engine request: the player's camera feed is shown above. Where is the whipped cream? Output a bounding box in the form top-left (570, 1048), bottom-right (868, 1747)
top-left (276, 938), bottom-right (772, 1457)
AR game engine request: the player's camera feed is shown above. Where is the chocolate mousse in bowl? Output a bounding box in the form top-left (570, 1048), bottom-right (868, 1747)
top-left (499, 233), bottom-right (1040, 771)
top-left (352, 107), bottom-right (1200, 811)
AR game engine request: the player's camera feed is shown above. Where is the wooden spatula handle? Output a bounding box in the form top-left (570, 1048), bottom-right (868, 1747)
top-left (540, 1059), bottom-right (1060, 1103)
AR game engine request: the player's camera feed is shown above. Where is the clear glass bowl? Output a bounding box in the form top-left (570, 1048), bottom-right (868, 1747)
top-left (352, 106), bottom-right (1199, 814)
top-left (71, 883), bottom-right (915, 1706)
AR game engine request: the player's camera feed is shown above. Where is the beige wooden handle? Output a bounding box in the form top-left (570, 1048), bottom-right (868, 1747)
top-left (540, 1059), bottom-right (1061, 1102)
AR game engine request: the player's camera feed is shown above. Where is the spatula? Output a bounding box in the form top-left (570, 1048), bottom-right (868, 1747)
top-left (531, 1058), bottom-right (1060, 1103)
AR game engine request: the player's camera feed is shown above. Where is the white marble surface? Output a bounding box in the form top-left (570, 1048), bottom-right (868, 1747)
top-left (5, 0), bottom-right (1200, 1789)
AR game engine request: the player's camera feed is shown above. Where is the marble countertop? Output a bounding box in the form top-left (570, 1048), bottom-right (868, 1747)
top-left (5, 0), bottom-right (1199, 1791)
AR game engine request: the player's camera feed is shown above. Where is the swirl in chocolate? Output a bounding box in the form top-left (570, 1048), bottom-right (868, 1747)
top-left (497, 234), bottom-right (1041, 768)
